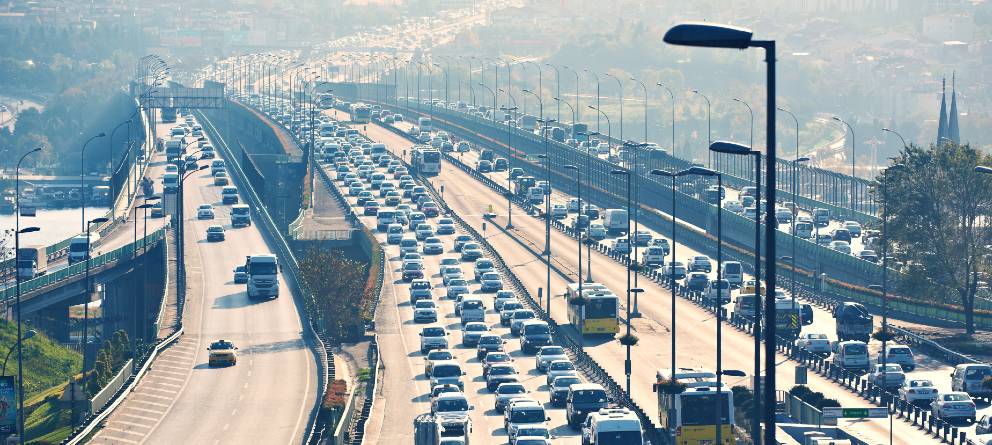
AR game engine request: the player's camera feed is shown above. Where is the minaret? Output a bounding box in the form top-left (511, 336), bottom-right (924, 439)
top-left (937, 77), bottom-right (948, 145)
top-left (948, 72), bottom-right (960, 144)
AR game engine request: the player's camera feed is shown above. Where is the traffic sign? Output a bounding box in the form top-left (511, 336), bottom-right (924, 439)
top-left (821, 407), bottom-right (888, 419)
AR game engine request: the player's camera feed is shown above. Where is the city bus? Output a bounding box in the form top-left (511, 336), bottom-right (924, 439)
top-left (412, 148), bottom-right (442, 176)
top-left (350, 103), bottom-right (372, 123)
top-left (161, 107), bottom-right (177, 123)
top-left (566, 282), bottom-right (619, 336)
top-left (318, 93), bottom-right (336, 109)
top-left (654, 368), bottom-right (734, 445)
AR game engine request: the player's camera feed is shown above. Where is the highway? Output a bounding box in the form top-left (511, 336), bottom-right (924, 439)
top-left (349, 113), bottom-right (960, 445)
top-left (90, 112), bottom-right (317, 444)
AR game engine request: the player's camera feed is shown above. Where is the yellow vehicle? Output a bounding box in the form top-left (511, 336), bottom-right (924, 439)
top-left (741, 279), bottom-right (765, 295)
top-left (566, 282), bottom-right (619, 336)
top-left (653, 368), bottom-right (734, 445)
top-left (208, 340), bottom-right (238, 366)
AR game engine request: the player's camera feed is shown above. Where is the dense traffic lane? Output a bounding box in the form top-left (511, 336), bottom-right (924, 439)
top-left (357, 120), bottom-right (947, 445)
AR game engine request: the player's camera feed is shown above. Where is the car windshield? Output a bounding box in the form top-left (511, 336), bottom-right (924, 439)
top-left (945, 394), bottom-right (971, 402)
top-left (502, 303), bottom-right (523, 312)
top-left (910, 380), bottom-right (933, 387)
top-left (415, 301), bottom-right (434, 309)
top-left (499, 385), bottom-right (526, 395)
top-left (479, 336), bottom-right (501, 345)
top-left (965, 367), bottom-right (992, 379)
top-left (880, 364), bottom-right (902, 372)
top-left (555, 377), bottom-right (582, 388)
top-left (465, 324), bottom-right (486, 332)
top-left (449, 279), bottom-right (468, 287)
top-left (510, 408), bottom-right (546, 424)
top-left (550, 362), bottom-right (573, 371)
top-left (404, 262), bottom-right (422, 270)
top-left (462, 300), bottom-right (483, 310)
top-left (524, 324), bottom-right (549, 335)
top-left (490, 366), bottom-right (514, 376)
top-left (514, 311), bottom-right (535, 320)
top-left (435, 398), bottom-right (469, 412)
top-left (680, 392), bottom-right (731, 425)
top-left (477, 260), bottom-right (493, 268)
top-left (542, 347), bottom-right (564, 356)
top-left (807, 334), bottom-right (828, 340)
top-left (211, 341), bottom-right (234, 349)
top-left (428, 351), bottom-right (452, 361)
top-left (423, 328), bottom-right (444, 337)
top-left (844, 344), bottom-right (867, 355)
top-left (572, 389), bottom-right (607, 403)
top-left (432, 365), bottom-right (461, 377)
top-left (482, 273), bottom-right (500, 280)
top-left (515, 428), bottom-right (550, 438)
top-left (888, 347), bottom-right (911, 355)
top-left (485, 354), bottom-right (510, 363)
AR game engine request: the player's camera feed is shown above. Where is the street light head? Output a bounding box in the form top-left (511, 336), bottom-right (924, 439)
top-left (610, 169), bottom-right (628, 175)
top-left (564, 165), bottom-right (578, 170)
top-left (720, 369), bottom-right (748, 377)
top-left (650, 168), bottom-right (678, 178)
top-left (137, 203), bottom-right (154, 209)
top-left (691, 89), bottom-right (700, 94)
top-left (587, 105), bottom-right (596, 110)
top-left (795, 156), bottom-right (811, 163)
top-left (663, 22), bottom-right (754, 49)
top-left (90, 217), bottom-right (110, 225)
top-left (30, 147), bottom-right (42, 153)
top-left (522, 89), bottom-right (532, 93)
top-left (630, 288), bottom-right (644, 293)
top-left (976, 166), bottom-right (992, 175)
top-left (97, 132), bottom-right (106, 137)
top-left (681, 166), bottom-right (718, 177)
top-left (709, 141), bottom-right (755, 155)
top-left (831, 116), bottom-right (842, 122)
top-left (536, 154), bottom-right (548, 159)
top-left (18, 227), bottom-right (40, 234)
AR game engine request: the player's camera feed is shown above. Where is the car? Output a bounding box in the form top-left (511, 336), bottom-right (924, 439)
top-left (207, 340), bottom-right (238, 366)
top-left (424, 349), bottom-right (454, 376)
top-left (415, 224), bottom-right (435, 241)
top-left (509, 167), bottom-right (524, 179)
top-left (931, 392), bottom-right (976, 422)
top-left (197, 204), bottom-right (215, 219)
top-left (703, 279), bottom-right (732, 305)
top-left (399, 238), bottom-right (419, 256)
top-left (357, 191), bottom-right (375, 206)
top-left (481, 350), bottom-right (513, 376)
top-left (460, 244), bottom-right (483, 261)
top-left (221, 186), bottom-right (239, 204)
top-left (456, 141), bottom-right (470, 152)
top-left (632, 230), bottom-right (652, 246)
top-left (446, 279), bottom-right (470, 299)
top-left (413, 300), bottom-right (438, 323)
top-left (519, 320), bottom-right (552, 354)
top-left (384, 192), bottom-right (401, 206)
top-left (662, 261), bottom-right (687, 280)
top-left (723, 200), bottom-right (744, 213)
top-left (233, 265), bottom-right (248, 284)
top-left (844, 221), bottom-right (862, 237)
top-left (476, 159), bottom-right (493, 172)
top-left (440, 265), bottom-right (463, 285)
top-left (476, 334), bottom-right (505, 360)
top-left (549, 374), bottom-right (583, 406)
top-left (858, 249), bottom-right (879, 262)
top-left (535, 346), bottom-right (567, 373)
top-left (461, 322), bottom-right (490, 347)
top-left (402, 260), bottom-right (425, 281)
top-left (479, 272), bottom-right (503, 292)
top-left (348, 182), bottom-right (364, 196)
top-left (504, 400), bottom-right (549, 443)
top-left (453, 235), bottom-right (473, 251)
top-left (566, 384), bottom-right (610, 427)
top-left (206, 225), bottom-right (225, 242)
top-left (587, 223), bottom-right (607, 240)
top-left (486, 363), bottom-right (520, 391)
top-left (363, 200), bottom-right (380, 215)
top-left (422, 236), bottom-right (444, 255)
top-left (899, 379), bottom-right (939, 406)
top-left (429, 360), bottom-right (466, 391)
top-left (494, 291), bottom-right (517, 311)
top-left (545, 359), bottom-right (578, 386)
top-left (551, 204), bottom-right (567, 220)
top-left (976, 415), bottom-right (992, 435)
top-left (510, 310), bottom-right (537, 336)
top-left (868, 363), bottom-right (906, 390)
top-left (879, 344), bottom-right (916, 371)
top-left (493, 157), bottom-right (508, 171)
top-left (429, 383), bottom-right (461, 405)
top-left (213, 171), bottom-right (229, 186)
top-left (494, 382), bottom-right (529, 413)
top-left (689, 255), bottom-right (711, 272)
top-left (829, 240), bottom-right (852, 254)
top-left (436, 218), bottom-right (456, 235)
top-left (473, 259), bottom-right (496, 281)
top-left (816, 232), bottom-right (833, 246)
top-left (683, 272), bottom-right (709, 292)
top-left (831, 228), bottom-right (853, 243)
top-left (150, 202), bottom-right (164, 218)
top-left (611, 238), bottom-right (631, 254)
top-left (432, 391), bottom-right (471, 415)
top-left (419, 326), bottom-right (449, 354)
top-left (795, 333), bottom-right (831, 355)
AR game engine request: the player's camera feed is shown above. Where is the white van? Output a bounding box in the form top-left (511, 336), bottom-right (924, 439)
top-left (640, 246), bottom-right (666, 267)
top-left (951, 363), bottom-right (992, 398)
top-left (722, 261), bottom-right (743, 287)
top-left (832, 340), bottom-right (869, 373)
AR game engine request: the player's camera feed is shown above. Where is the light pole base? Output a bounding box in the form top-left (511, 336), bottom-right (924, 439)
top-left (630, 311), bottom-right (642, 318)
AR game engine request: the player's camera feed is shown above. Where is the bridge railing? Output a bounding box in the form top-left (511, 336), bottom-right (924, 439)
top-left (0, 228), bottom-right (165, 301)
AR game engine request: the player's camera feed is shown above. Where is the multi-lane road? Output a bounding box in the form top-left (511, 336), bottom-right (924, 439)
top-left (90, 112), bottom-right (317, 444)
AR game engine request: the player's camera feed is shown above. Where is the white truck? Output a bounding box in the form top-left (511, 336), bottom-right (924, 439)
top-left (245, 254), bottom-right (280, 299)
top-left (68, 233), bottom-right (100, 264)
top-left (16, 245), bottom-right (47, 280)
top-left (413, 413), bottom-right (472, 445)
top-left (602, 209), bottom-right (629, 235)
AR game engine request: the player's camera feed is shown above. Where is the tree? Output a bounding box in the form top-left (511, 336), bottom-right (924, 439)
top-left (878, 142), bottom-right (992, 334)
top-left (299, 247), bottom-right (369, 341)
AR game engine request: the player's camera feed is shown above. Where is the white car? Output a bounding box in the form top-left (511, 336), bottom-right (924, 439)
top-left (829, 240), bottom-right (852, 254)
top-left (446, 279), bottom-right (470, 299)
top-left (535, 346), bottom-right (568, 372)
top-left (899, 379), bottom-right (938, 406)
top-left (843, 220), bottom-right (862, 237)
top-left (723, 200), bottom-right (744, 213)
top-left (551, 204), bottom-right (567, 220)
top-left (587, 223), bottom-right (607, 240)
top-left (867, 363), bottom-right (906, 390)
top-left (545, 360), bottom-right (578, 386)
top-left (413, 300), bottom-right (438, 323)
top-left (611, 238), bottom-right (631, 254)
top-left (795, 333), bottom-right (831, 355)
top-left (931, 392), bottom-right (976, 421)
top-left (197, 204), bottom-right (215, 219)
top-left (567, 198), bottom-right (581, 212)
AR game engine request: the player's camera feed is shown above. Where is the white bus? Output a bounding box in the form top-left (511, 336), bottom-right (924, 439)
top-left (412, 148), bottom-right (442, 176)
top-left (350, 103), bottom-right (372, 123)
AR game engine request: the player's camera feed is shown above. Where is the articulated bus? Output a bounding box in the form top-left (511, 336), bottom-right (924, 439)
top-left (566, 282), bottom-right (619, 336)
top-left (412, 148), bottom-right (442, 175)
top-left (654, 368), bottom-right (734, 445)
top-left (350, 103), bottom-right (372, 123)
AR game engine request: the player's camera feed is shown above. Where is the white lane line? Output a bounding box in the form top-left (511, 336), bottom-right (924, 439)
top-left (118, 412), bottom-right (160, 422)
top-left (130, 399), bottom-right (171, 409)
top-left (112, 420), bottom-right (153, 429)
top-left (154, 375), bottom-right (186, 383)
top-left (140, 386), bottom-right (177, 396)
top-left (98, 433), bottom-right (141, 444)
top-left (150, 381), bottom-right (182, 389)
top-left (136, 393), bottom-right (173, 401)
top-left (126, 406), bottom-right (167, 415)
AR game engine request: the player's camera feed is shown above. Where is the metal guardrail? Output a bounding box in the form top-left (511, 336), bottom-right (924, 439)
top-left (197, 105), bottom-right (329, 445)
top-left (347, 337), bottom-right (380, 445)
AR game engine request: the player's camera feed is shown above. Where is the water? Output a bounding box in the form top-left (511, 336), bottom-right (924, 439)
top-left (0, 206), bottom-right (109, 256)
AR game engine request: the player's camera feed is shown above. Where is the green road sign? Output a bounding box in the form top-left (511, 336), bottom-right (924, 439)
top-left (821, 407), bottom-right (888, 419)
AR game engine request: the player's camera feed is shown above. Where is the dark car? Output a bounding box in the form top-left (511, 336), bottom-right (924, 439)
top-left (566, 384), bottom-right (609, 427)
top-left (233, 265), bottom-right (248, 284)
top-left (509, 168), bottom-right (524, 179)
top-left (493, 158), bottom-right (508, 171)
top-left (831, 228), bottom-right (852, 243)
top-left (685, 272), bottom-right (709, 292)
top-left (486, 364), bottom-right (519, 391)
top-left (476, 334), bottom-right (505, 360)
top-left (402, 262), bottom-right (425, 282)
top-left (206, 225), bottom-right (225, 242)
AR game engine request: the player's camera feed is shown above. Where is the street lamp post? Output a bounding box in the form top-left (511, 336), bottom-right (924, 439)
top-left (624, 140), bottom-right (648, 317)
top-left (109, 120), bottom-right (131, 198)
top-left (691, 90), bottom-right (712, 168)
top-left (656, 83), bottom-right (676, 158)
top-left (606, 73), bottom-right (624, 144)
top-left (882, 127), bottom-right (908, 148)
top-left (536, 117), bottom-right (555, 317)
top-left (14, 146), bottom-right (40, 445)
top-left (610, 167), bottom-right (635, 395)
top-left (664, 23), bottom-right (779, 445)
top-left (499, 92), bottom-right (518, 230)
top-left (733, 98), bottom-right (754, 178)
top-left (478, 83), bottom-right (496, 123)
top-left (81, 133), bottom-right (108, 232)
top-left (833, 116), bottom-right (857, 210)
top-left (587, 106), bottom-right (612, 151)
